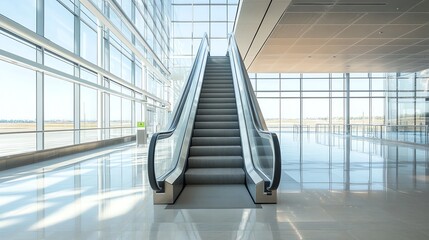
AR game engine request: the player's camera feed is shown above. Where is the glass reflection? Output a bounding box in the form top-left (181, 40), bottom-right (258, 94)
top-left (280, 131), bottom-right (429, 192)
top-left (0, 144), bottom-right (145, 238)
top-left (44, 0), bottom-right (74, 52)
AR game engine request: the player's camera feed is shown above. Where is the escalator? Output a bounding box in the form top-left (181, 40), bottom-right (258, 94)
top-left (148, 34), bottom-right (281, 205)
top-left (186, 56), bottom-right (245, 186)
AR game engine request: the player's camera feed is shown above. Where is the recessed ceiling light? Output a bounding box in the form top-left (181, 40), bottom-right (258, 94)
top-left (337, 2), bottom-right (387, 6)
top-left (292, 2), bottom-right (387, 6)
top-left (378, 31), bottom-right (383, 34)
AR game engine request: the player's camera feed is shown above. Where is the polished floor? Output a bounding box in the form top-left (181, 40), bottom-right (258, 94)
top-left (0, 133), bottom-right (428, 239)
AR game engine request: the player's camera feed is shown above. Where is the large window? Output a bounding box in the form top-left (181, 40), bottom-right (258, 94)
top-left (388, 72), bottom-right (429, 129)
top-left (44, 75), bottom-right (74, 149)
top-left (252, 73), bottom-right (387, 132)
top-left (44, 0), bottom-right (75, 52)
top-left (171, 0), bottom-right (239, 90)
top-left (332, 98), bottom-right (344, 125)
top-left (281, 99), bottom-right (300, 128)
top-left (80, 21), bottom-right (97, 64)
top-left (0, 0), bottom-right (37, 31)
top-left (122, 98), bottom-right (132, 135)
top-left (0, 30), bottom-right (37, 62)
top-left (0, 61), bottom-right (37, 156)
top-left (350, 98), bottom-right (370, 124)
top-left (0, 61), bottom-right (36, 132)
top-left (258, 99), bottom-right (280, 130)
top-left (303, 99), bottom-right (329, 127)
top-left (80, 86), bottom-right (98, 143)
top-left (371, 98), bottom-right (384, 125)
top-left (110, 95), bottom-right (122, 138)
top-left (0, 0), bottom-right (170, 157)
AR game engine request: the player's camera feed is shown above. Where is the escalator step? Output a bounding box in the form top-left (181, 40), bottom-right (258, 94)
top-left (193, 129), bottom-right (240, 137)
top-left (197, 108), bottom-right (237, 115)
top-left (202, 80), bottom-right (233, 84)
top-left (194, 121), bottom-right (239, 129)
top-left (205, 71), bottom-right (232, 75)
top-left (201, 88), bottom-right (234, 93)
top-left (204, 71), bottom-right (232, 78)
top-left (185, 168), bottom-right (245, 184)
top-left (199, 98), bottom-right (236, 103)
top-left (203, 79), bottom-right (232, 82)
top-left (205, 67), bottom-right (230, 69)
top-left (182, 56), bottom-right (247, 186)
top-left (199, 93), bottom-right (235, 98)
top-left (198, 103), bottom-right (236, 109)
top-left (191, 137), bottom-right (241, 146)
top-left (205, 74), bottom-right (232, 78)
top-left (205, 68), bottom-right (230, 71)
top-left (188, 156), bottom-right (244, 168)
top-left (195, 114), bottom-right (238, 121)
top-left (189, 146), bottom-right (242, 156)
top-left (206, 60), bottom-right (229, 63)
top-left (205, 69), bottom-right (230, 71)
top-left (202, 83), bottom-right (234, 88)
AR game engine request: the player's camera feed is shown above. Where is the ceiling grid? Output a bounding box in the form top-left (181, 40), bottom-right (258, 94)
top-left (246, 0), bottom-right (429, 73)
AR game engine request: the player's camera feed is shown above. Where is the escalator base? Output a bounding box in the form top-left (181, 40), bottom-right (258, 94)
top-left (165, 184), bottom-right (261, 209)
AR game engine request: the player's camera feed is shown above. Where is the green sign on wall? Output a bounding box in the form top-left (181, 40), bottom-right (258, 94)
top-left (137, 122), bottom-right (145, 128)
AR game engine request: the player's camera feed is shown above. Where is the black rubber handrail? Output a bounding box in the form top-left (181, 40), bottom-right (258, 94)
top-left (228, 34), bottom-right (281, 192)
top-left (148, 34), bottom-right (209, 192)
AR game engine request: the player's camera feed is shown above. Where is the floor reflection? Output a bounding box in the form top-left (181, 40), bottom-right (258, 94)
top-left (0, 137), bottom-right (428, 239)
top-left (0, 144), bottom-right (149, 239)
top-left (278, 132), bottom-right (429, 193)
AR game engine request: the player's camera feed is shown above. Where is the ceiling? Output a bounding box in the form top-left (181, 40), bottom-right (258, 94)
top-left (239, 0), bottom-right (429, 73)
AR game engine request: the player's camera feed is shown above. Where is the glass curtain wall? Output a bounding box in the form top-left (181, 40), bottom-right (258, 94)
top-left (0, 0), bottom-right (172, 156)
top-left (171, 0), bottom-right (239, 101)
top-left (251, 71), bottom-right (429, 144)
top-left (250, 73), bottom-right (387, 132)
top-left (387, 71), bottom-right (429, 143)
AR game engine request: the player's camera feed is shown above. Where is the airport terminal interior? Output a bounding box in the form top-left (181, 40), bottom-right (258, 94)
top-left (1, 0), bottom-right (429, 239)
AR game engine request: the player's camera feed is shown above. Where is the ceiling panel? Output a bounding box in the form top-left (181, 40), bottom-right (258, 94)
top-left (270, 24), bottom-right (309, 38)
top-left (401, 25), bottom-right (429, 38)
top-left (317, 13), bottom-right (364, 24)
top-left (366, 25), bottom-right (420, 38)
top-left (263, 44), bottom-right (290, 52)
top-left (325, 38), bottom-right (361, 45)
top-left (409, 1), bottom-right (429, 12)
top-left (293, 38), bottom-right (330, 45)
top-left (279, 12), bottom-right (322, 24)
top-left (415, 39), bottom-right (429, 45)
top-left (335, 25), bottom-right (382, 38)
top-left (386, 38), bottom-right (423, 46)
top-left (265, 38), bottom-right (297, 46)
top-left (354, 13), bottom-right (402, 24)
top-left (340, 45), bottom-right (378, 54)
top-left (350, 54), bottom-right (381, 60)
top-left (302, 25), bottom-right (348, 38)
top-left (364, 45), bottom-right (405, 54)
top-left (313, 45), bottom-right (350, 54)
top-left (241, 0), bottom-right (429, 73)
top-left (394, 45), bottom-right (429, 54)
top-left (355, 38), bottom-right (392, 45)
top-left (391, 13), bottom-right (429, 24)
top-left (286, 45), bottom-right (320, 53)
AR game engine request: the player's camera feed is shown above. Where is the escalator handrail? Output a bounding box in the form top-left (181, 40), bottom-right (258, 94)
top-left (227, 34), bottom-right (281, 192)
top-left (148, 34), bottom-right (209, 192)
